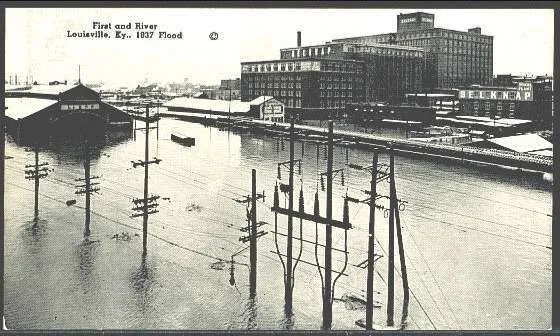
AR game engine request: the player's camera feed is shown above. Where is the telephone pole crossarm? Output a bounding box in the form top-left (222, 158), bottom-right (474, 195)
top-left (271, 205), bottom-right (352, 230)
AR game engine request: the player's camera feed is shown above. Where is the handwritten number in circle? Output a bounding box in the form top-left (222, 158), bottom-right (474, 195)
top-left (209, 32), bottom-right (218, 40)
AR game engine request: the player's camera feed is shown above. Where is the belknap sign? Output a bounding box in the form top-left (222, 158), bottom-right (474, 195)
top-left (459, 88), bottom-right (533, 101)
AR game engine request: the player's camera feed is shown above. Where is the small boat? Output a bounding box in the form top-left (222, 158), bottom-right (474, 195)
top-left (171, 133), bottom-right (195, 147)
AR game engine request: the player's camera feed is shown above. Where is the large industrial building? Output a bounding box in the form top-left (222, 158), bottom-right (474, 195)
top-left (333, 12), bottom-right (494, 89)
top-left (241, 32), bottom-right (424, 119)
top-left (241, 11), bottom-right (493, 119)
top-left (458, 78), bottom-right (553, 128)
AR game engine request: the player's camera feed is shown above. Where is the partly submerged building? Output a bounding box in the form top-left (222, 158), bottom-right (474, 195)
top-left (4, 83), bottom-right (132, 142)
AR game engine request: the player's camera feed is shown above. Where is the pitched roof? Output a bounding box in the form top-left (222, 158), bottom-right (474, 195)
top-left (5, 97), bottom-right (58, 120)
top-left (488, 134), bottom-right (553, 153)
top-left (249, 96), bottom-right (275, 105)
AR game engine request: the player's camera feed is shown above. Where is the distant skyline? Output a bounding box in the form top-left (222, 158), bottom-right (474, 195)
top-left (5, 8), bottom-right (554, 88)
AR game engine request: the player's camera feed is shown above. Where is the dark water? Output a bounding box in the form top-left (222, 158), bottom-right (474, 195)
top-left (4, 115), bottom-right (551, 330)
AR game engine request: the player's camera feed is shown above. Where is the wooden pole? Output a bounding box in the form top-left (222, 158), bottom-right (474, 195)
top-left (285, 118), bottom-right (294, 313)
top-left (365, 151), bottom-right (379, 330)
top-left (142, 104), bottom-right (149, 256)
top-left (33, 142), bottom-right (39, 222)
top-left (387, 149), bottom-right (395, 327)
top-left (84, 139), bottom-right (91, 236)
top-left (322, 120), bottom-right (333, 330)
top-left (393, 167), bottom-right (410, 326)
top-left (250, 169), bottom-right (257, 296)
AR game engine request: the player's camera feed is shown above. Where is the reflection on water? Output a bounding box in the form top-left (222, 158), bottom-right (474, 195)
top-left (281, 301), bottom-right (295, 330)
top-left (3, 116), bottom-right (552, 330)
top-left (242, 294), bottom-right (257, 330)
top-left (76, 237), bottom-right (100, 294)
top-left (130, 255), bottom-right (157, 315)
top-left (21, 219), bottom-right (49, 246)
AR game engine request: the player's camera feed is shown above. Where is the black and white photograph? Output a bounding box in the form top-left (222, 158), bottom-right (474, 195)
top-left (1, 4), bottom-right (554, 332)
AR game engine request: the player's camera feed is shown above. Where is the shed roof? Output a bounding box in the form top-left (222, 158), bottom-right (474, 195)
top-left (488, 134), bottom-right (552, 153)
top-left (249, 96), bottom-right (275, 105)
top-left (164, 97), bottom-right (250, 114)
top-left (5, 97), bottom-right (58, 120)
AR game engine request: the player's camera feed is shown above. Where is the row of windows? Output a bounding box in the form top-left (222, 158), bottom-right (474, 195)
top-left (319, 75), bottom-right (357, 82)
top-left (321, 62), bottom-right (359, 72)
top-left (285, 46), bottom-right (333, 58)
top-left (248, 89), bottom-right (302, 97)
top-left (319, 83), bottom-right (354, 89)
top-left (320, 91), bottom-right (353, 98)
top-left (351, 46), bottom-right (423, 58)
top-left (249, 82), bottom-right (302, 89)
top-left (339, 30), bottom-right (491, 46)
top-left (471, 101), bottom-right (516, 111)
top-left (249, 74), bottom-right (302, 81)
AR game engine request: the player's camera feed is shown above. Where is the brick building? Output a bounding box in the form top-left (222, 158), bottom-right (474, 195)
top-left (333, 12), bottom-right (493, 89)
top-left (216, 78), bottom-right (241, 100)
top-left (241, 33), bottom-right (424, 119)
top-left (458, 78), bottom-right (552, 129)
top-left (241, 57), bottom-right (365, 119)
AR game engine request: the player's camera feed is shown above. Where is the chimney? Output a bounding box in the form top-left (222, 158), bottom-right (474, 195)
top-left (297, 31), bottom-right (301, 47)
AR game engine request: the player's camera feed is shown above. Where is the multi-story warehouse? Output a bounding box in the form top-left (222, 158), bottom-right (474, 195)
top-left (458, 78), bottom-right (552, 128)
top-left (241, 33), bottom-right (424, 118)
top-left (241, 57), bottom-right (366, 119)
top-left (333, 12), bottom-right (493, 89)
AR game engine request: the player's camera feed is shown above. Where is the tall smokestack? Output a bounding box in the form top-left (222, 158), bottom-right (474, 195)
top-left (297, 31), bottom-right (301, 47)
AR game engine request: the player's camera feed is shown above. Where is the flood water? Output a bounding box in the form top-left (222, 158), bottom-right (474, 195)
top-left (3, 114), bottom-right (552, 330)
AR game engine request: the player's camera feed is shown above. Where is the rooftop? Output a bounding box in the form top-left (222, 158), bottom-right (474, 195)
top-left (249, 96), bottom-right (275, 105)
top-left (6, 84), bottom-right (80, 96)
top-left (5, 97), bottom-right (58, 120)
top-left (488, 134), bottom-right (553, 154)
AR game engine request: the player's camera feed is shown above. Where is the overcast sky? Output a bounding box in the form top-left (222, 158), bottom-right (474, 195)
top-left (5, 7), bottom-right (554, 87)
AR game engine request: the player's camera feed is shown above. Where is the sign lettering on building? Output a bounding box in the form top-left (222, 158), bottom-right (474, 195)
top-left (400, 18), bottom-right (416, 23)
top-left (459, 89), bottom-right (532, 101)
top-left (263, 103), bottom-right (283, 116)
top-left (421, 17), bottom-right (433, 23)
top-left (61, 103), bottom-right (100, 110)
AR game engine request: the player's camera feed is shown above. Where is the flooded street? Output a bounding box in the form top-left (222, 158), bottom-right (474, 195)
top-left (4, 115), bottom-right (552, 330)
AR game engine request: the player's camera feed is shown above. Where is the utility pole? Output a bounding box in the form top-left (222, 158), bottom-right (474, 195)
top-left (347, 147), bottom-right (409, 330)
top-left (250, 169), bottom-right (258, 296)
top-left (387, 151), bottom-right (396, 327)
top-left (236, 170), bottom-right (266, 293)
top-left (271, 120), bottom-right (351, 331)
top-left (131, 104), bottom-right (162, 256)
top-left (391, 149), bottom-right (410, 326)
top-left (365, 151), bottom-right (379, 330)
top-left (75, 139), bottom-right (100, 236)
top-left (286, 118), bottom-right (295, 313)
top-left (323, 120), bottom-right (334, 330)
top-left (24, 143), bottom-right (50, 224)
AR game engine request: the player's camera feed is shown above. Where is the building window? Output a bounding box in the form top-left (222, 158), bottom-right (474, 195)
top-left (509, 102), bottom-right (515, 111)
top-left (484, 101), bottom-right (490, 111)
